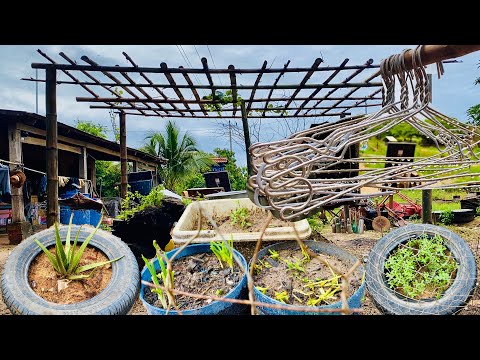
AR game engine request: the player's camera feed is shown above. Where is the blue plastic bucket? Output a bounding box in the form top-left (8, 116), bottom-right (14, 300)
top-left (140, 243), bottom-right (248, 315)
top-left (250, 240), bottom-right (366, 315)
top-left (59, 205), bottom-right (91, 225)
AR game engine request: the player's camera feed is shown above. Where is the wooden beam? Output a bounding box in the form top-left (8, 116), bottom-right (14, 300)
top-left (16, 123), bottom-right (159, 168)
top-left (180, 66), bottom-right (207, 116)
top-left (46, 67), bottom-right (58, 227)
top-left (283, 58), bottom-right (322, 112)
top-left (90, 110), bottom-right (353, 118)
top-left (21, 136), bottom-right (82, 154)
top-left (119, 112), bottom-right (127, 199)
top-left (26, 79), bottom-right (383, 90)
top-left (160, 62), bottom-right (191, 116)
top-left (8, 122), bottom-right (25, 222)
top-left (79, 147), bottom-right (88, 192)
top-left (241, 101), bottom-right (252, 176)
top-left (228, 65), bottom-right (238, 116)
top-left (77, 95), bottom-right (381, 104)
top-left (389, 45), bottom-right (480, 75)
top-left (32, 62), bottom-right (380, 73)
top-left (246, 61), bottom-right (268, 114)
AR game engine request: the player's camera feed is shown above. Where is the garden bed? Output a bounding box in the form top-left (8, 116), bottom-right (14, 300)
top-left (172, 198), bottom-right (311, 243)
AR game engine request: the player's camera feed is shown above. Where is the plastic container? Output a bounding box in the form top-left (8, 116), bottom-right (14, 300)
top-left (90, 210), bottom-right (102, 226)
top-left (172, 198), bottom-right (311, 243)
top-left (60, 205), bottom-right (90, 225)
top-left (140, 243), bottom-right (248, 315)
top-left (250, 240), bottom-right (366, 315)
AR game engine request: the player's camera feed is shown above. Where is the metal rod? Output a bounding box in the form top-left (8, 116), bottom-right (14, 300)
top-left (45, 67), bottom-right (58, 227)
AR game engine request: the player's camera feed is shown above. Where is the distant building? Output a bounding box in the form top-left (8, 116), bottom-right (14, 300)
top-left (210, 157), bottom-right (228, 172)
top-left (384, 136), bottom-right (397, 143)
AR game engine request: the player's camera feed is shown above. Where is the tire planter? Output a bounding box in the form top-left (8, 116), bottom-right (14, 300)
top-left (1, 225), bottom-right (140, 315)
top-left (250, 241), bottom-right (366, 315)
top-left (432, 209), bottom-right (475, 224)
top-left (366, 224), bottom-right (477, 315)
top-left (140, 243), bottom-right (248, 315)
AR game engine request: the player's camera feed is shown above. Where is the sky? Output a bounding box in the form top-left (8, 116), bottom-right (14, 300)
top-left (0, 45), bottom-right (478, 166)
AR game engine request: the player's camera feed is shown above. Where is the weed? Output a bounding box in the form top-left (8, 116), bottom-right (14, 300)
top-left (384, 233), bottom-right (458, 299)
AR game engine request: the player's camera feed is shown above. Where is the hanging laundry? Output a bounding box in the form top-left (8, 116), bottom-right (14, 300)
top-left (0, 164), bottom-right (11, 203)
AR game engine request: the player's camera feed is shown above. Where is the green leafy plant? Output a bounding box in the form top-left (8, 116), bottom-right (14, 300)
top-left (142, 240), bottom-right (175, 309)
top-left (274, 290), bottom-right (290, 304)
top-left (268, 249), bottom-right (279, 261)
top-left (210, 236), bottom-right (234, 269)
top-left (255, 286), bottom-right (269, 295)
top-left (476, 206), bottom-right (480, 216)
top-left (230, 206), bottom-right (252, 229)
top-left (118, 185), bottom-right (166, 221)
top-left (438, 209), bottom-right (454, 225)
top-left (34, 214), bottom-right (123, 280)
top-left (203, 90), bottom-right (242, 115)
top-left (384, 233), bottom-right (458, 299)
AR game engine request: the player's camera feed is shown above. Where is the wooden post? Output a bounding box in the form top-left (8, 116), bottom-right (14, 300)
top-left (422, 73), bottom-right (433, 224)
top-left (132, 160), bottom-right (138, 173)
top-left (79, 146), bottom-right (88, 192)
top-left (422, 189), bottom-right (433, 224)
top-left (119, 111), bottom-right (128, 198)
top-left (240, 100), bottom-right (252, 176)
top-left (46, 67), bottom-right (58, 227)
top-left (7, 122), bottom-right (25, 222)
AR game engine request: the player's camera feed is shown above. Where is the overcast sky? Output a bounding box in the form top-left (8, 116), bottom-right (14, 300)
top-left (0, 45), bottom-right (478, 166)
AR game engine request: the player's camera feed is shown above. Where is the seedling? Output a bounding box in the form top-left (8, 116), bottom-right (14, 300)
top-left (210, 236), bottom-right (234, 269)
top-left (215, 289), bottom-right (224, 296)
top-left (268, 249), bottom-right (280, 260)
top-left (282, 258), bottom-right (305, 273)
top-left (34, 213), bottom-right (123, 281)
top-left (230, 206), bottom-right (252, 229)
top-left (274, 290), bottom-right (290, 304)
top-left (255, 286), bottom-right (269, 295)
top-left (142, 240), bottom-right (175, 309)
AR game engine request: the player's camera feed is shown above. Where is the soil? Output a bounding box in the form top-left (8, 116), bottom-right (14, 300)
top-left (143, 252), bottom-right (243, 311)
top-left (253, 246), bottom-right (361, 306)
top-left (27, 245), bottom-right (112, 305)
top-left (202, 208), bottom-right (293, 233)
top-left (3, 218), bottom-right (480, 315)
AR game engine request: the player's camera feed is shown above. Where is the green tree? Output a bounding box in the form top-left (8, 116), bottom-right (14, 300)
top-left (75, 120), bottom-right (120, 197)
top-left (212, 148), bottom-right (247, 191)
top-left (467, 61), bottom-right (480, 126)
top-left (141, 120), bottom-right (212, 193)
top-left (75, 119), bottom-right (108, 139)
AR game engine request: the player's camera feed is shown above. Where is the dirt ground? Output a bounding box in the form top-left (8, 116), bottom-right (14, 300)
top-left (1, 220), bottom-right (480, 315)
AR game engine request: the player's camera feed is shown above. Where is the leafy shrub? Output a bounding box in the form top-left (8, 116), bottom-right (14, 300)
top-left (384, 233), bottom-right (458, 299)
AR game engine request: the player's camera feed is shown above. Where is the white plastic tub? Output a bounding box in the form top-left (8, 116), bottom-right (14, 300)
top-left (172, 198), bottom-right (312, 243)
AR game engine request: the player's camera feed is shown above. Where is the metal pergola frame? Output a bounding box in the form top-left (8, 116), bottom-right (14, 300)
top-left (23, 45), bottom-right (480, 227)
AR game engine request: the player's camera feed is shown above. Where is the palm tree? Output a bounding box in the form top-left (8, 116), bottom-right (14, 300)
top-left (141, 120), bottom-right (212, 191)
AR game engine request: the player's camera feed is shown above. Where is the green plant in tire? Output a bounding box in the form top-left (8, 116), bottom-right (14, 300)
top-left (438, 209), bottom-right (454, 225)
top-left (384, 233), bottom-right (458, 299)
top-left (34, 213), bottom-right (123, 280)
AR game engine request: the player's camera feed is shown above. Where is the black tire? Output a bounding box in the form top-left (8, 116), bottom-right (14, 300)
top-left (1, 224), bottom-right (140, 315)
top-left (366, 224), bottom-right (477, 315)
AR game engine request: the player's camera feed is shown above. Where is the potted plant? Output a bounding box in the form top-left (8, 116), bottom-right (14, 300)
top-left (1, 214), bottom-right (140, 315)
top-left (249, 240), bottom-right (366, 315)
top-left (140, 238), bottom-right (248, 315)
top-left (366, 224), bottom-right (477, 315)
